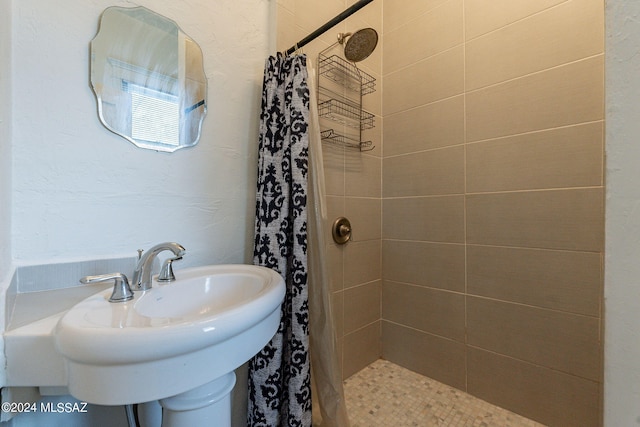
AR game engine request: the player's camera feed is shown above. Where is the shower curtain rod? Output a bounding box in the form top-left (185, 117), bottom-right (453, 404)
top-left (285, 0), bottom-right (374, 55)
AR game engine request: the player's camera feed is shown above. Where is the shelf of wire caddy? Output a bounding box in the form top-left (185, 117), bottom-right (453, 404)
top-left (317, 53), bottom-right (376, 152)
top-left (318, 98), bottom-right (375, 130)
top-left (318, 54), bottom-right (376, 95)
top-left (320, 129), bottom-right (374, 151)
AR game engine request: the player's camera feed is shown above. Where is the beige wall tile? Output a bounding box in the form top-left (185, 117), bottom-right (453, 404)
top-left (344, 240), bottom-right (381, 288)
top-left (383, 95), bottom-right (464, 156)
top-left (277, 0), bottom-right (295, 12)
top-left (343, 321), bottom-right (381, 379)
top-left (382, 281), bottom-right (465, 341)
top-left (466, 0), bottom-right (603, 90)
top-left (360, 119), bottom-right (382, 158)
top-left (382, 321), bottom-right (466, 390)
top-left (467, 347), bottom-right (600, 427)
top-left (383, 146), bottom-right (464, 197)
top-left (322, 144), bottom-right (345, 196)
top-left (383, 0), bottom-right (450, 33)
top-left (346, 0), bottom-right (383, 33)
top-left (465, 0), bottom-right (567, 40)
top-left (353, 64), bottom-right (381, 117)
top-left (283, 2), bottom-right (605, 421)
top-left (293, 0), bottom-right (345, 37)
top-left (332, 289), bottom-right (345, 339)
top-left (327, 243), bottom-right (344, 293)
top-left (289, 16), bottom-right (346, 53)
top-left (466, 55), bottom-right (604, 142)
top-left (345, 197), bottom-right (381, 241)
top-left (383, 46), bottom-right (464, 115)
top-left (467, 245), bottom-right (602, 316)
top-left (276, 4), bottom-right (297, 53)
top-left (383, 196), bottom-right (464, 242)
top-left (362, 88), bottom-right (382, 120)
top-left (344, 280), bottom-right (381, 334)
top-left (467, 296), bottom-right (601, 381)
top-left (383, 0), bottom-right (463, 75)
top-left (466, 188), bottom-right (604, 251)
top-left (300, 36), bottom-right (337, 62)
top-left (466, 122), bottom-right (604, 192)
top-left (326, 195), bottom-right (345, 226)
top-left (382, 240), bottom-right (465, 292)
top-left (344, 153), bottom-right (381, 198)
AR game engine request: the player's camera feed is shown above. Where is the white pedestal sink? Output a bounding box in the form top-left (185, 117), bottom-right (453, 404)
top-left (10, 264), bottom-right (285, 427)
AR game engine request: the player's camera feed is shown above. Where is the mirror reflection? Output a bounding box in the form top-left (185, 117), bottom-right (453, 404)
top-left (91, 6), bottom-right (207, 152)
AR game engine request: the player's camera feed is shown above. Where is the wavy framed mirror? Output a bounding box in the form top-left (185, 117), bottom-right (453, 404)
top-left (90, 6), bottom-right (207, 152)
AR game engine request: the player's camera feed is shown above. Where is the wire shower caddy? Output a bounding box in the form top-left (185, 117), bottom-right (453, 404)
top-left (317, 52), bottom-right (376, 152)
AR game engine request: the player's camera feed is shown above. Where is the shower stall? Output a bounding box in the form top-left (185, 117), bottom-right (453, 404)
top-left (277, 0), bottom-right (604, 426)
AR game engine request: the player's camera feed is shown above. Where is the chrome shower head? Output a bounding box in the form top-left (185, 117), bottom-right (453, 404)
top-left (338, 28), bottom-right (378, 62)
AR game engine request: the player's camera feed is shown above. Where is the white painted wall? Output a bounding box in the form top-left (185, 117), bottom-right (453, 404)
top-left (1, 1), bottom-right (273, 425)
top-left (0, 0), bottom-right (12, 283)
top-left (605, 1), bottom-right (640, 425)
top-left (10, 0), bottom-right (270, 268)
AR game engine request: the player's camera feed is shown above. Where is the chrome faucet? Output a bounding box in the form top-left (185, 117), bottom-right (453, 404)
top-left (132, 242), bottom-right (186, 291)
top-left (80, 272), bottom-right (134, 303)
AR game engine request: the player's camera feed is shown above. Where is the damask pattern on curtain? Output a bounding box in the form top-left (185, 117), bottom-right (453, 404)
top-left (248, 53), bottom-right (312, 427)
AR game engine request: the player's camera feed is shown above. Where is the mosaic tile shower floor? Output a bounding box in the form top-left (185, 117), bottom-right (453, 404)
top-left (343, 359), bottom-right (545, 427)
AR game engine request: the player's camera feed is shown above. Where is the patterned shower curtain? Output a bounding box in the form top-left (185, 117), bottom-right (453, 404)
top-left (248, 53), bottom-right (312, 427)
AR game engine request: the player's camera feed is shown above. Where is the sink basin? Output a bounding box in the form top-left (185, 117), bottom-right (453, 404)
top-left (52, 264), bottom-right (285, 405)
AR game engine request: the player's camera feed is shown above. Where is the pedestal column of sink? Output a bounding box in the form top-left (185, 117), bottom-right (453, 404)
top-left (159, 372), bottom-right (236, 427)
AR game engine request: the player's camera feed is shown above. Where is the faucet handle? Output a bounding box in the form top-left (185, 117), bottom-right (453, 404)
top-left (157, 256), bottom-right (182, 282)
top-left (80, 273), bottom-right (134, 303)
